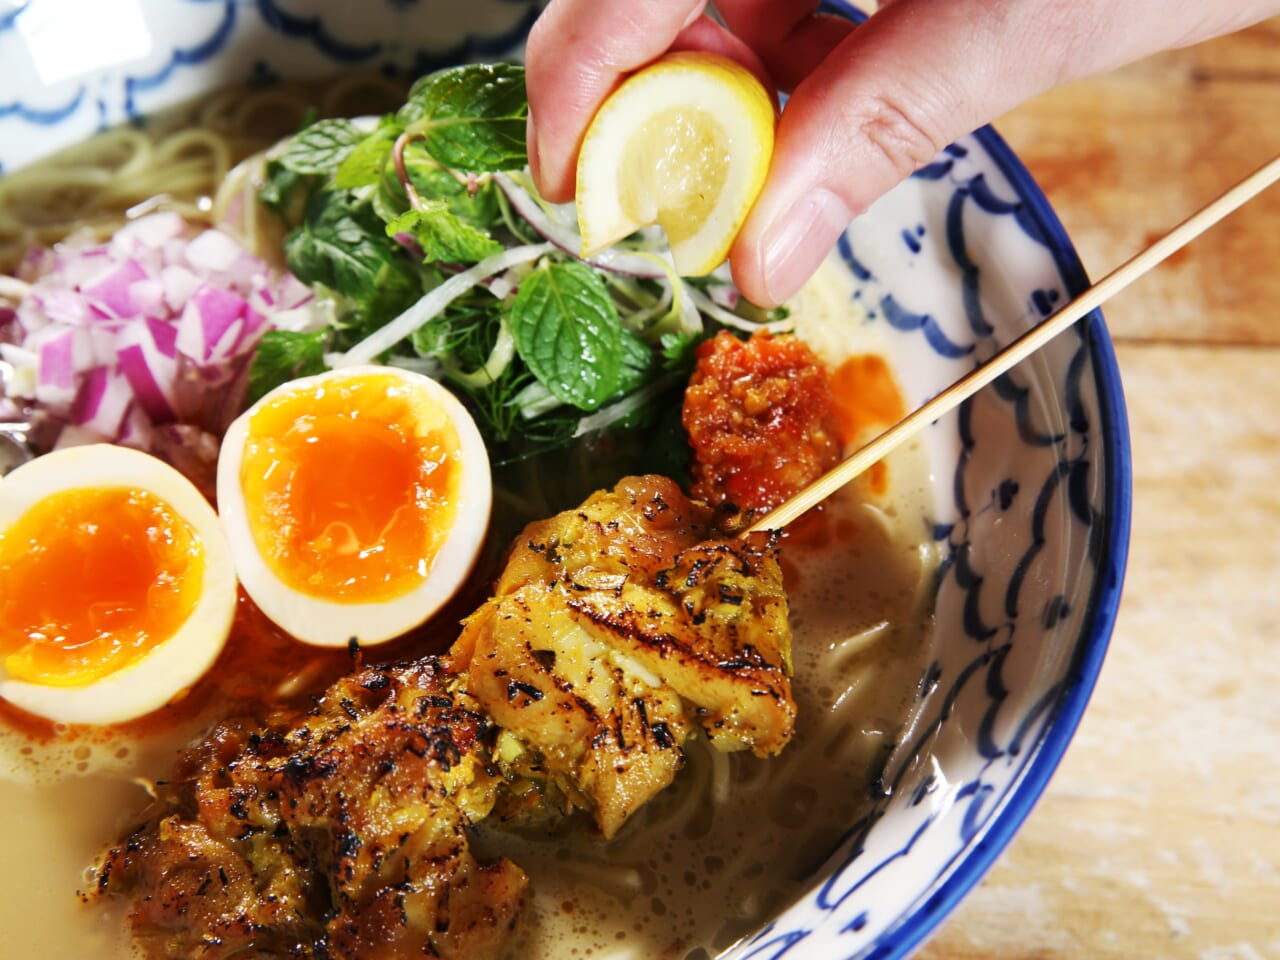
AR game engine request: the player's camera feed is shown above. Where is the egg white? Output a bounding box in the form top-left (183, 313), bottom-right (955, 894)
top-left (0, 444), bottom-right (237, 725)
top-left (216, 365), bottom-right (493, 648)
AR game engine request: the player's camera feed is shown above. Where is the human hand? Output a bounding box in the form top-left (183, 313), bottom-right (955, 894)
top-left (526, 0), bottom-right (1280, 306)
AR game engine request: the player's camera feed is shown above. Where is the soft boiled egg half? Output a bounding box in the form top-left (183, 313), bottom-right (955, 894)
top-left (217, 365), bottom-right (492, 647)
top-left (0, 444), bottom-right (237, 725)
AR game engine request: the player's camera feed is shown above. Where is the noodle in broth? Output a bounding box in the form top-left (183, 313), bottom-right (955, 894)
top-left (0, 76), bottom-right (939, 960)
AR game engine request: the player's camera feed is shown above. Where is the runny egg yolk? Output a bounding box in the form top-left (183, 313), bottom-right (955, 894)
top-left (238, 370), bottom-right (461, 604)
top-left (0, 487), bottom-right (205, 687)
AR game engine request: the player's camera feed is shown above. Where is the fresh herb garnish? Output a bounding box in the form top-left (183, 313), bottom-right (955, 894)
top-left (386, 204), bottom-right (503, 264)
top-left (247, 329), bottom-right (330, 404)
top-left (284, 191), bottom-right (417, 305)
top-left (275, 118), bottom-right (366, 176)
top-left (247, 62), bottom-right (788, 471)
top-left (509, 260), bottom-right (621, 412)
top-left (396, 63), bottom-right (529, 171)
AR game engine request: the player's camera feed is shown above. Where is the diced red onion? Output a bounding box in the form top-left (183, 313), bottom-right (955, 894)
top-left (161, 265), bottom-right (201, 312)
top-left (186, 228), bottom-right (248, 274)
top-left (117, 210), bottom-right (186, 251)
top-left (117, 323), bottom-right (177, 422)
top-left (128, 277), bottom-right (166, 317)
top-left (115, 404), bottom-right (152, 451)
top-left (145, 315), bottom-right (179, 360)
top-left (0, 211), bottom-right (312, 461)
top-left (69, 366), bottom-right (131, 438)
top-left (33, 288), bottom-right (89, 327)
top-left (34, 328), bottom-right (78, 404)
top-left (177, 284), bottom-right (247, 364)
top-left (83, 258), bottom-right (148, 318)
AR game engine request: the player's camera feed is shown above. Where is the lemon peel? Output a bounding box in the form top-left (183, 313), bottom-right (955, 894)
top-left (575, 51), bottom-right (775, 277)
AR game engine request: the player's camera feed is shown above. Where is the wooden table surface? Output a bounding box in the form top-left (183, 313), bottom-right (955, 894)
top-left (914, 14), bottom-right (1280, 960)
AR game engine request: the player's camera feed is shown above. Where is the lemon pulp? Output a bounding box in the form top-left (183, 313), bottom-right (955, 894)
top-left (576, 51), bottom-right (775, 277)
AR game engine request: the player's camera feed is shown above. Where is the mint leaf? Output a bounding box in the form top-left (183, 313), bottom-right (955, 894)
top-left (259, 158), bottom-right (307, 222)
top-left (398, 63), bottom-right (527, 172)
top-left (615, 328), bottom-right (658, 396)
top-left (659, 330), bottom-right (703, 370)
top-left (334, 123), bottom-right (400, 190)
top-left (247, 329), bottom-right (329, 403)
top-left (372, 178), bottom-right (408, 228)
top-left (277, 118), bottom-right (366, 176)
top-left (403, 150), bottom-right (500, 228)
top-left (510, 261), bottom-right (621, 411)
top-left (386, 204), bottom-right (502, 264)
top-left (285, 191), bottom-right (411, 304)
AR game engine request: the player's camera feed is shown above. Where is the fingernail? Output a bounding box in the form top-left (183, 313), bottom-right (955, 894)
top-left (761, 189), bottom-right (853, 304)
top-left (525, 111), bottom-right (540, 182)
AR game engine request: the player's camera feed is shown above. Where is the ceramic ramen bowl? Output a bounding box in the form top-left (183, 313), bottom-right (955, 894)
top-left (0, 1), bottom-right (1131, 957)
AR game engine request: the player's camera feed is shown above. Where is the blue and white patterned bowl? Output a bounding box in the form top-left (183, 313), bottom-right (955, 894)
top-left (0, 1), bottom-right (1130, 957)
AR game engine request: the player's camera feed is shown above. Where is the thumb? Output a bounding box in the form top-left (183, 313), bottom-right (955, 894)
top-left (727, 0), bottom-right (1149, 306)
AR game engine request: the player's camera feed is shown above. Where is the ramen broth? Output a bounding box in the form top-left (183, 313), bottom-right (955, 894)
top-left (0, 87), bottom-right (940, 960)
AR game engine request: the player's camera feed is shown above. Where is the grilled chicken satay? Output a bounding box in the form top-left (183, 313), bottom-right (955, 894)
top-left (91, 660), bottom-right (527, 960)
top-left (450, 474), bottom-right (795, 839)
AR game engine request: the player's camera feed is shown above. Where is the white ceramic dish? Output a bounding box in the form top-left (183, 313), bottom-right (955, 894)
top-left (0, 1), bottom-right (1130, 957)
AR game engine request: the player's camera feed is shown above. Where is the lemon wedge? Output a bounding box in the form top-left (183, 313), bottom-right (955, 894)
top-left (575, 51), bottom-right (775, 277)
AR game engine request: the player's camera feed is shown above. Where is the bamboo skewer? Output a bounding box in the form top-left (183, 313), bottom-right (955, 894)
top-left (746, 152), bottom-right (1280, 535)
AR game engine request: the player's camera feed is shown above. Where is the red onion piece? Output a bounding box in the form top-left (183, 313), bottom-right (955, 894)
top-left (116, 325), bottom-right (177, 423)
top-left (1, 212), bottom-right (309, 470)
top-left (83, 258), bottom-right (147, 317)
top-left (34, 328), bottom-right (78, 403)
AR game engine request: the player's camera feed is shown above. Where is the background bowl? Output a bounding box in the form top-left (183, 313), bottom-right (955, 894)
top-left (0, 1), bottom-right (1130, 957)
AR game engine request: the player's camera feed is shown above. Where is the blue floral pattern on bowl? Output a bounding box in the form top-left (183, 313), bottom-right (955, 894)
top-left (0, 0), bottom-right (538, 174)
top-left (0, 2), bottom-right (1130, 957)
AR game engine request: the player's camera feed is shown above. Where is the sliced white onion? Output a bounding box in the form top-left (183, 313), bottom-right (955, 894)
top-left (493, 173), bottom-right (672, 280)
top-left (683, 282), bottom-right (795, 334)
top-left (572, 375), bottom-right (678, 439)
top-left (333, 242), bottom-right (554, 367)
top-left (447, 316), bottom-right (516, 390)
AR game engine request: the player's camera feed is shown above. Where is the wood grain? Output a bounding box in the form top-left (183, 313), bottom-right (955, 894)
top-left (918, 344), bottom-right (1280, 959)
top-left (916, 13), bottom-right (1280, 960)
top-left (992, 17), bottom-right (1280, 346)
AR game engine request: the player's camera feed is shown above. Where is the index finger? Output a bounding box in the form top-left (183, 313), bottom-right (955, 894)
top-left (524, 0), bottom-right (705, 202)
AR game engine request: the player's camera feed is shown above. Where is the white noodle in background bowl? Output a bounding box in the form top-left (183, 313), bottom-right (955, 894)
top-left (0, 1), bottom-right (1130, 958)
